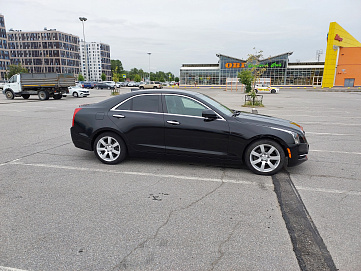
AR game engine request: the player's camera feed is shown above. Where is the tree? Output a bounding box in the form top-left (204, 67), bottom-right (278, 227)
top-left (7, 64), bottom-right (28, 78)
top-left (101, 73), bottom-right (106, 81)
top-left (175, 77), bottom-right (179, 82)
top-left (246, 48), bottom-right (266, 89)
top-left (78, 73), bottom-right (84, 81)
top-left (238, 70), bottom-right (254, 93)
top-left (111, 60), bottom-right (123, 73)
top-left (134, 74), bottom-right (141, 82)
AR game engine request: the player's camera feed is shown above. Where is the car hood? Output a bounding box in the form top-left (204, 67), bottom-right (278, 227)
top-left (235, 112), bottom-right (303, 133)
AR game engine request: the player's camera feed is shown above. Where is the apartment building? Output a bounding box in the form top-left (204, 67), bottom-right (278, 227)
top-left (7, 28), bottom-right (80, 75)
top-left (0, 15), bottom-right (10, 80)
top-left (80, 41), bottom-right (111, 81)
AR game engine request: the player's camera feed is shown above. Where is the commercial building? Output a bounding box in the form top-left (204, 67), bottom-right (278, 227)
top-left (323, 22), bottom-right (361, 88)
top-left (180, 22), bottom-right (360, 88)
top-left (0, 15), bottom-right (10, 80)
top-left (180, 53), bottom-right (324, 87)
top-left (7, 28), bottom-right (80, 75)
top-left (79, 41), bottom-right (111, 81)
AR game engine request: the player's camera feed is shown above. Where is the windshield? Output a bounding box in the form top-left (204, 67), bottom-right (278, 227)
top-left (196, 93), bottom-right (233, 117)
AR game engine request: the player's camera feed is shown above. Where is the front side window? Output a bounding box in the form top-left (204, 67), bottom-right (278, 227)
top-left (165, 95), bottom-right (207, 117)
top-left (115, 95), bottom-right (160, 113)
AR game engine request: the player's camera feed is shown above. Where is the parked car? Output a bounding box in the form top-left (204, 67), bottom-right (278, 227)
top-left (103, 81), bottom-right (116, 88)
top-left (127, 81), bottom-right (136, 87)
top-left (139, 81), bottom-right (163, 89)
top-left (0, 80), bottom-right (6, 90)
top-left (71, 89), bottom-right (308, 175)
top-left (68, 86), bottom-right (90, 98)
top-left (254, 84), bottom-right (279, 94)
top-left (94, 82), bottom-right (115, 89)
top-left (81, 82), bottom-right (95, 89)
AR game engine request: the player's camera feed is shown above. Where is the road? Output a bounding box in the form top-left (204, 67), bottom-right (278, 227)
top-left (0, 88), bottom-right (360, 270)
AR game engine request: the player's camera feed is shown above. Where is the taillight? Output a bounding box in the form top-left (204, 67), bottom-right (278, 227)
top-left (72, 108), bottom-right (82, 127)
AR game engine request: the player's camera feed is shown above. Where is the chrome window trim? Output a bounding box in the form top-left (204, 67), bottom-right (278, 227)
top-left (110, 93), bottom-right (162, 112)
top-left (110, 92), bottom-right (226, 121)
top-left (163, 94), bottom-right (226, 121)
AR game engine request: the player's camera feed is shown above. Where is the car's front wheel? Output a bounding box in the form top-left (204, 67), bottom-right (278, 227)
top-left (94, 132), bottom-right (127, 164)
top-left (244, 139), bottom-right (285, 175)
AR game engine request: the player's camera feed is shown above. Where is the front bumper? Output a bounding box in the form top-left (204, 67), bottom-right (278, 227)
top-left (287, 143), bottom-right (309, 167)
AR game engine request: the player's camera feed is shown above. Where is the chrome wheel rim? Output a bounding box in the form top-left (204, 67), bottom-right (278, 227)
top-left (96, 136), bottom-right (121, 162)
top-left (249, 144), bottom-right (281, 173)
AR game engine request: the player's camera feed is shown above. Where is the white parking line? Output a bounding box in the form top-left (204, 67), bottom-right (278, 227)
top-left (0, 266), bottom-right (29, 271)
top-left (8, 161), bottom-right (361, 196)
top-left (310, 149), bottom-right (361, 155)
top-left (306, 132), bottom-right (355, 136)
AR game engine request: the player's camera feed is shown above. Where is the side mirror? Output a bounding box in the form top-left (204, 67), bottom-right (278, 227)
top-left (202, 109), bottom-right (218, 121)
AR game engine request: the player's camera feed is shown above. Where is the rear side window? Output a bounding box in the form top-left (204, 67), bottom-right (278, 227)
top-left (115, 95), bottom-right (160, 113)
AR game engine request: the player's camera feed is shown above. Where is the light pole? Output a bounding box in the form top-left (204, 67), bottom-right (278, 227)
top-left (79, 17), bottom-right (88, 81)
top-left (147, 52), bottom-right (151, 82)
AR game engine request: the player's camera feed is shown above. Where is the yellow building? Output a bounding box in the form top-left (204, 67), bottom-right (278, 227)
top-left (322, 22), bottom-right (361, 88)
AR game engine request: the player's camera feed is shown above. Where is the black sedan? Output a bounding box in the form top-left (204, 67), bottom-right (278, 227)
top-left (94, 82), bottom-right (115, 89)
top-left (71, 89), bottom-right (308, 175)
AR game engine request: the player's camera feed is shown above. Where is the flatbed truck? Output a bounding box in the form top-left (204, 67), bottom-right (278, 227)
top-left (3, 73), bottom-right (75, 100)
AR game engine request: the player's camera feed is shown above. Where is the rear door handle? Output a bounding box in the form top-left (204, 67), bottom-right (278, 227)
top-left (113, 114), bottom-right (125, 118)
top-left (167, 120), bottom-right (180, 125)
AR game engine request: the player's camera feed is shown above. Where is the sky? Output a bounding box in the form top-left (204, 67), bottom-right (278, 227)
top-left (1, 0), bottom-right (361, 76)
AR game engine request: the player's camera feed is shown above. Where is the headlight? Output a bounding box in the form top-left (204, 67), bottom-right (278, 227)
top-left (292, 132), bottom-right (300, 144)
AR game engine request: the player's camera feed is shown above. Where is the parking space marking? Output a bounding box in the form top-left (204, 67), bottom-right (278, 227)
top-left (310, 149), bottom-right (361, 155)
top-left (306, 132), bottom-right (355, 136)
top-left (7, 161), bottom-right (361, 196)
top-left (0, 266), bottom-right (28, 271)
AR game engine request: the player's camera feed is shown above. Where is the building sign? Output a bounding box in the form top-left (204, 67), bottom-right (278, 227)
top-left (225, 62), bottom-right (283, 69)
top-left (225, 62), bottom-right (246, 68)
top-left (248, 62), bottom-right (283, 68)
top-left (334, 34), bottom-right (343, 42)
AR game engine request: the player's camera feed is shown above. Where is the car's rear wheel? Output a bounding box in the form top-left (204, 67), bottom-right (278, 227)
top-left (73, 92), bottom-right (78, 97)
top-left (271, 89), bottom-right (276, 94)
top-left (94, 132), bottom-right (127, 164)
top-left (245, 139), bottom-right (285, 175)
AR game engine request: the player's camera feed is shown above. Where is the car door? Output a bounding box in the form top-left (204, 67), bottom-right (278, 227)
top-left (109, 93), bottom-right (165, 154)
top-left (163, 94), bottom-right (230, 157)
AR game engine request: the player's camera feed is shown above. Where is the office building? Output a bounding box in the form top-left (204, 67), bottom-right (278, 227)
top-left (0, 15), bottom-right (10, 80)
top-left (7, 28), bottom-right (80, 75)
top-left (80, 41), bottom-right (111, 81)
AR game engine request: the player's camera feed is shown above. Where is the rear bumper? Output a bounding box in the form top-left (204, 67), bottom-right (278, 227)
top-left (287, 143), bottom-right (309, 167)
top-left (70, 127), bottom-right (92, 151)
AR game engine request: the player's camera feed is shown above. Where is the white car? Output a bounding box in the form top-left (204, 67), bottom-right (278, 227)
top-left (254, 84), bottom-right (279, 94)
top-left (68, 87), bottom-right (90, 98)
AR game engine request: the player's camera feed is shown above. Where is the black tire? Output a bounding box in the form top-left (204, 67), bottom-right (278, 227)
top-left (73, 92), bottom-right (79, 98)
top-left (244, 139), bottom-right (285, 175)
top-left (93, 132), bottom-right (127, 165)
top-left (5, 90), bottom-right (14, 100)
top-left (21, 94), bottom-right (30, 99)
top-left (53, 94), bottom-right (62, 100)
top-left (271, 89), bottom-right (276, 94)
top-left (38, 90), bottom-right (49, 100)
top-left (139, 86), bottom-right (144, 89)
top-left (255, 89), bottom-right (258, 93)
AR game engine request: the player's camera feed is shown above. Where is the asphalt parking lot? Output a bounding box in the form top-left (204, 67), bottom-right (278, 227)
top-left (0, 87), bottom-right (360, 271)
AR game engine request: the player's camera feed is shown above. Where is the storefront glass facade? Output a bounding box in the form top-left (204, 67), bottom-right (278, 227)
top-left (180, 53), bottom-right (324, 86)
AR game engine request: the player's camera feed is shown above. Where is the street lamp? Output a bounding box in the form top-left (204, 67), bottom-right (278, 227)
top-left (79, 17), bottom-right (88, 81)
top-left (147, 52), bottom-right (151, 82)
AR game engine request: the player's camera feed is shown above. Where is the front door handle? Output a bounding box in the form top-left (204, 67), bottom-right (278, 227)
top-left (167, 120), bottom-right (180, 125)
top-left (113, 114), bottom-right (125, 118)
